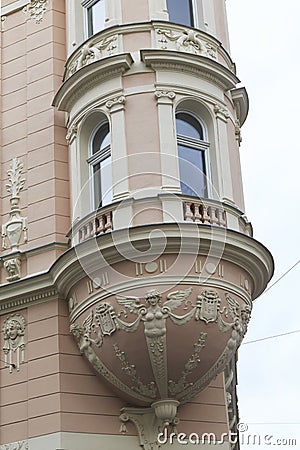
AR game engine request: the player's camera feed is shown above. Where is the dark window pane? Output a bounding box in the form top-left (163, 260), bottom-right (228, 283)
top-left (92, 122), bottom-right (110, 155)
top-left (176, 113), bottom-right (203, 140)
top-left (93, 163), bottom-right (101, 207)
top-left (166, 0), bottom-right (194, 27)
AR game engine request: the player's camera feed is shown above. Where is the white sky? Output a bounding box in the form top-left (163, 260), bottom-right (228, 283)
top-left (226, 0), bottom-right (300, 448)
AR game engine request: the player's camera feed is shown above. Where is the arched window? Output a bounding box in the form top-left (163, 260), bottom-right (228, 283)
top-left (176, 112), bottom-right (208, 198)
top-left (82, 0), bottom-right (106, 37)
top-left (88, 121), bottom-right (113, 208)
top-left (166, 0), bottom-right (195, 27)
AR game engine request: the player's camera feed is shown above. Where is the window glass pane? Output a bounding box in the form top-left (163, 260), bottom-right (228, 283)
top-left (176, 113), bottom-right (203, 140)
top-left (92, 156), bottom-right (112, 208)
top-left (92, 122), bottom-right (110, 155)
top-left (166, 0), bottom-right (194, 27)
top-left (93, 162), bottom-right (101, 207)
top-left (178, 145), bottom-right (206, 197)
top-left (88, 0), bottom-right (106, 35)
top-left (100, 155), bottom-right (113, 206)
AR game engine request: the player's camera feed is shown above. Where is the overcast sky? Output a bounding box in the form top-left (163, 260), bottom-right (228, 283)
top-left (226, 0), bottom-right (300, 448)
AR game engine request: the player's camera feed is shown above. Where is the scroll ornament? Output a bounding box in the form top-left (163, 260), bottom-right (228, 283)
top-left (2, 314), bottom-right (26, 373)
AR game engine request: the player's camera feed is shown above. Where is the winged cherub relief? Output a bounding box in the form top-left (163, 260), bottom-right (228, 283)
top-left (70, 288), bottom-right (251, 400)
top-left (71, 288), bottom-right (251, 354)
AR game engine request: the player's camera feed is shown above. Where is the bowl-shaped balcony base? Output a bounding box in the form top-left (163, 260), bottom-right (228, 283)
top-left (55, 223), bottom-right (273, 406)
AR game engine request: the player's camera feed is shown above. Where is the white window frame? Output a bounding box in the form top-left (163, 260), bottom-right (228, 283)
top-left (176, 111), bottom-right (211, 198)
top-left (82, 0), bottom-right (106, 38)
top-left (87, 121), bottom-right (112, 209)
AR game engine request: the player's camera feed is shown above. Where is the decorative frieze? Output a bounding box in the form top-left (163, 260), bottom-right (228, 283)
top-left (156, 28), bottom-right (217, 59)
top-left (2, 314), bottom-right (26, 373)
top-left (66, 34), bottom-right (119, 80)
top-left (0, 288), bottom-right (58, 313)
top-left (71, 287), bottom-right (251, 403)
top-left (23, 0), bottom-right (49, 23)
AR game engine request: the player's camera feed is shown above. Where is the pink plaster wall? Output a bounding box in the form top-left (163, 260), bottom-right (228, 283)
top-left (121, 0), bottom-right (149, 23)
top-left (0, 2), bottom-right (70, 279)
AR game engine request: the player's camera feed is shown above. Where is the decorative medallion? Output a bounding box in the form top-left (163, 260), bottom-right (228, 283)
top-left (2, 314), bottom-right (26, 373)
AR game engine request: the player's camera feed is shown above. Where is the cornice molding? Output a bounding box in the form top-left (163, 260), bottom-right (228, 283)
top-left (141, 49), bottom-right (240, 91)
top-left (0, 224), bottom-right (273, 314)
top-left (1, 0), bottom-right (28, 16)
top-left (52, 223), bottom-right (273, 300)
top-left (0, 286), bottom-right (58, 314)
top-left (53, 53), bottom-right (134, 112)
top-left (231, 86), bottom-right (249, 126)
top-left (69, 273), bottom-right (252, 325)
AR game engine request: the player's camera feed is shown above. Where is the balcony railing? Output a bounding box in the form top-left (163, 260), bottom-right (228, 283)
top-left (68, 204), bottom-right (117, 245)
top-left (68, 196), bottom-right (252, 246)
top-left (183, 200), bottom-right (227, 227)
top-left (78, 210), bottom-right (113, 243)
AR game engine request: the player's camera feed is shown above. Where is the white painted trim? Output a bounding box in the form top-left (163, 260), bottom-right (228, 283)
top-left (148, 0), bottom-right (169, 21)
top-left (1, 0), bottom-right (28, 16)
top-left (191, 0), bottom-right (199, 28)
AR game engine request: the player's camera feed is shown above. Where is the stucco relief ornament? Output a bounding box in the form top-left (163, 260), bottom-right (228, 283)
top-left (4, 257), bottom-right (21, 282)
top-left (1, 16), bottom-right (7, 31)
top-left (67, 35), bottom-right (118, 78)
top-left (2, 314), bottom-right (26, 373)
top-left (23, 0), bottom-right (49, 23)
top-left (156, 28), bottom-right (217, 59)
top-left (0, 441), bottom-right (28, 450)
top-left (2, 158), bottom-right (28, 256)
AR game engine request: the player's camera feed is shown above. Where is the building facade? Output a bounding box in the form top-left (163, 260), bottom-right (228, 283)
top-left (0, 1), bottom-right (273, 449)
